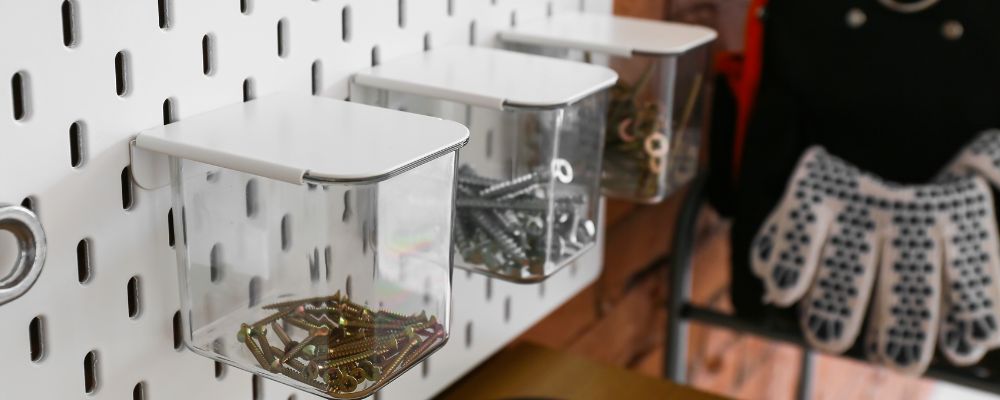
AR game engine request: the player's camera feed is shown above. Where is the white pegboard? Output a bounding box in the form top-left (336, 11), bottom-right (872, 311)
top-left (0, 0), bottom-right (610, 399)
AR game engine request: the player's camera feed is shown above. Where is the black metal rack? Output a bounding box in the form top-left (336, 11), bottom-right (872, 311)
top-left (662, 173), bottom-right (1000, 398)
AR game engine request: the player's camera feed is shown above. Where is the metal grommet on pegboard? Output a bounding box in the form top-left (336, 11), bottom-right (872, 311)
top-left (0, 204), bottom-right (46, 306)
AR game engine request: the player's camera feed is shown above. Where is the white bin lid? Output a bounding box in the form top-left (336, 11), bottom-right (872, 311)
top-left (352, 46), bottom-right (618, 110)
top-left (499, 13), bottom-right (717, 58)
top-left (135, 92), bottom-right (469, 185)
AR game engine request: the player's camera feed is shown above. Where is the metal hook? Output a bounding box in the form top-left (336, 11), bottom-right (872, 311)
top-left (0, 204), bottom-right (46, 306)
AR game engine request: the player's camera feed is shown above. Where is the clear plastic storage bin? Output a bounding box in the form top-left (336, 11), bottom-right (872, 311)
top-left (352, 47), bottom-right (616, 283)
top-left (500, 14), bottom-right (716, 203)
top-left (134, 93), bottom-right (468, 399)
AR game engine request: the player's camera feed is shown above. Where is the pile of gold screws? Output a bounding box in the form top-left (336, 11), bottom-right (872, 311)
top-left (236, 292), bottom-right (444, 398)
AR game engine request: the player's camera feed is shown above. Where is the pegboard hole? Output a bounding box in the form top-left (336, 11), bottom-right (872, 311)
top-left (324, 246), bottom-right (332, 281)
top-left (243, 77), bottom-right (255, 102)
top-left (158, 0), bottom-right (171, 29)
top-left (29, 315), bottom-right (46, 362)
top-left (277, 18), bottom-right (289, 58)
top-left (510, 11), bottom-right (517, 27)
top-left (345, 275), bottom-right (353, 298)
top-left (133, 382), bottom-right (146, 400)
top-left (167, 208), bottom-right (176, 247)
top-left (464, 321), bottom-right (472, 348)
top-left (342, 6), bottom-right (352, 42)
top-left (240, 0), bottom-right (251, 15)
top-left (202, 34), bottom-right (216, 75)
top-left (423, 32), bottom-right (432, 51)
top-left (503, 296), bottom-right (511, 323)
top-left (162, 97), bottom-right (176, 125)
top-left (249, 276), bottom-right (262, 307)
top-left (121, 166), bottom-right (135, 210)
top-left (69, 120), bottom-right (86, 168)
top-left (83, 350), bottom-right (99, 394)
top-left (62, 0), bottom-right (78, 47)
top-left (468, 20), bottom-right (477, 45)
top-left (77, 238), bottom-right (92, 284)
top-left (115, 51), bottom-right (131, 97)
top-left (421, 358), bottom-right (429, 378)
top-left (11, 71), bottom-right (29, 121)
top-left (485, 277), bottom-right (493, 301)
top-left (311, 60), bottom-right (322, 95)
top-left (127, 276), bottom-right (142, 319)
top-left (245, 179), bottom-right (258, 217)
top-left (547, 1), bottom-right (554, 17)
top-left (210, 244), bottom-right (223, 283)
top-left (398, 0), bottom-right (406, 28)
top-left (447, 0), bottom-right (454, 16)
top-left (539, 281), bottom-right (545, 297)
top-left (172, 310), bottom-right (183, 350)
top-left (252, 374), bottom-right (263, 399)
top-left (280, 214), bottom-right (292, 251)
top-left (371, 46), bottom-right (381, 67)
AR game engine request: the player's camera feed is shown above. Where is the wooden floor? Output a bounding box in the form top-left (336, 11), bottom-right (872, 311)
top-left (514, 197), bottom-right (935, 400)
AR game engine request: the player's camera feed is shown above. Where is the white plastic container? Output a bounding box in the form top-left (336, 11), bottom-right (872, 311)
top-left (352, 47), bottom-right (617, 283)
top-left (501, 14), bottom-right (716, 203)
top-left (134, 93), bottom-right (468, 399)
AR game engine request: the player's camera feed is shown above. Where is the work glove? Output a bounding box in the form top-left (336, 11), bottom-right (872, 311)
top-left (751, 146), bottom-right (1000, 374)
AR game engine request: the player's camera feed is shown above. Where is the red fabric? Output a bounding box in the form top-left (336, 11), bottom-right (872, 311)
top-left (723, 0), bottom-right (768, 181)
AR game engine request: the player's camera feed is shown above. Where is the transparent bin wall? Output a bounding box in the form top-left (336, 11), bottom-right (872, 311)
top-left (170, 154), bottom-right (456, 399)
top-left (352, 86), bottom-right (606, 283)
top-left (506, 43), bottom-right (712, 203)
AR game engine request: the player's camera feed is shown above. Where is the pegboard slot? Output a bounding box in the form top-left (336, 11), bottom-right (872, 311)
top-left (210, 244), bottom-right (223, 283)
top-left (447, 0), bottom-right (454, 16)
top-left (398, 0), bottom-right (406, 28)
top-left (69, 121), bottom-right (85, 168)
top-left (115, 51), bottom-right (130, 97)
top-left (245, 180), bottom-right (258, 217)
top-left (324, 246), bottom-right (332, 281)
top-left (29, 316), bottom-right (45, 362)
top-left (464, 321), bottom-right (472, 348)
top-left (202, 34), bottom-right (215, 75)
top-left (503, 296), bottom-right (511, 323)
top-left (167, 209), bottom-right (175, 247)
top-left (249, 276), bottom-right (261, 306)
top-left (311, 60), bottom-right (321, 95)
top-left (276, 19), bottom-right (288, 58)
top-left (61, 0), bottom-right (78, 47)
top-left (243, 78), bottom-right (255, 102)
top-left (121, 166), bottom-right (135, 210)
top-left (252, 375), bottom-right (262, 399)
top-left (371, 46), bottom-right (381, 67)
top-left (158, 0), bottom-right (171, 29)
top-left (162, 98), bottom-right (175, 125)
top-left (127, 276), bottom-right (142, 319)
top-left (469, 21), bottom-right (477, 45)
top-left (309, 247), bottom-right (320, 282)
top-left (83, 350), bottom-right (98, 394)
top-left (342, 6), bottom-right (351, 42)
top-left (172, 310), bottom-right (182, 350)
top-left (76, 238), bottom-right (92, 283)
top-left (11, 71), bottom-right (28, 121)
top-left (214, 361), bottom-right (225, 379)
top-left (20, 196), bottom-right (35, 212)
top-left (240, 0), bottom-right (250, 14)
top-left (423, 32), bottom-right (432, 51)
top-left (280, 214), bottom-right (291, 251)
top-left (133, 382), bottom-right (145, 400)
